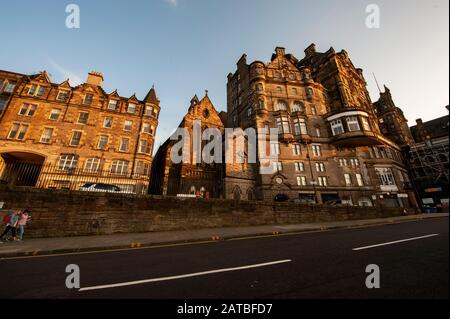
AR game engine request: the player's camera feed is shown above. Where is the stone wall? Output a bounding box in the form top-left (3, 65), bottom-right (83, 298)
top-left (0, 185), bottom-right (404, 238)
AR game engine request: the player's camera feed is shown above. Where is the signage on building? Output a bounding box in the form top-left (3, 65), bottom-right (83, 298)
top-left (424, 187), bottom-right (443, 193)
top-left (422, 198), bottom-right (434, 204)
top-left (397, 193), bottom-right (408, 198)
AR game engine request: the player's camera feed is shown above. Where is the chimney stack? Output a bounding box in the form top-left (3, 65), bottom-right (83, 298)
top-left (86, 71), bottom-right (104, 86)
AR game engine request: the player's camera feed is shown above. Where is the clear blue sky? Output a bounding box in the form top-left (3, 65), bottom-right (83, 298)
top-left (1, 0), bottom-right (448, 148)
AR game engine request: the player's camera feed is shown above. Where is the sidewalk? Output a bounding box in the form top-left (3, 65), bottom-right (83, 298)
top-left (0, 213), bottom-right (448, 258)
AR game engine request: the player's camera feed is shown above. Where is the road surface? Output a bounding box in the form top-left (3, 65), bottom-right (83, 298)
top-left (0, 217), bottom-right (448, 299)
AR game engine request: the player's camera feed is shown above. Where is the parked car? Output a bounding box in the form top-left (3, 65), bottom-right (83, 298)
top-left (80, 183), bottom-right (121, 193)
top-left (274, 194), bottom-right (290, 202)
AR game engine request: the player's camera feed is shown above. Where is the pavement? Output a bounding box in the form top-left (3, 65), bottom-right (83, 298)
top-left (0, 216), bottom-right (447, 299)
top-left (0, 213), bottom-right (447, 258)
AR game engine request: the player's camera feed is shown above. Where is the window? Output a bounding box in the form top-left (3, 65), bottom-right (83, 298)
top-left (18, 103), bottom-right (37, 116)
top-left (84, 158), bottom-right (101, 173)
top-left (83, 94), bottom-right (93, 105)
top-left (28, 85), bottom-right (37, 95)
top-left (275, 101), bottom-right (288, 111)
top-left (36, 86), bottom-right (45, 97)
top-left (331, 119), bottom-right (344, 135)
top-left (361, 117), bottom-right (371, 131)
top-left (315, 127), bottom-right (321, 137)
top-left (40, 128), bottom-right (53, 144)
top-left (77, 112), bottom-right (89, 124)
top-left (312, 145), bottom-right (322, 157)
top-left (247, 107), bottom-right (253, 118)
top-left (97, 135), bottom-right (109, 149)
top-left (124, 120), bottom-right (133, 131)
top-left (350, 158), bottom-right (360, 167)
top-left (306, 88), bottom-right (313, 99)
top-left (103, 117), bottom-right (113, 128)
top-left (58, 155), bottom-right (78, 171)
top-left (295, 162), bottom-right (305, 172)
top-left (127, 103), bottom-right (136, 114)
top-left (276, 116), bottom-right (290, 134)
top-left (273, 162), bottom-right (283, 172)
top-left (57, 90), bottom-right (70, 102)
top-left (292, 144), bottom-right (301, 155)
top-left (150, 125), bottom-right (155, 135)
top-left (291, 88), bottom-right (298, 95)
top-left (136, 161), bottom-right (150, 176)
top-left (297, 176), bottom-right (307, 186)
top-left (0, 97), bottom-right (8, 112)
top-left (276, 87), bottom-right (282, 94)
top-left (291, 102), bottom-right (303, 113)
top-left (145, 105), bottom-right (153, 116)
top-left (256, 83), bottom-right (263, 92)
top-left (119, 138), bottom-right (129, 152)
top-left (318, 176), bottom-right (328, 186)
top-left (108, 100), bottom-right (118, 111)
top-left (375, 168), bottom-right (396, 186)
top-left (315, 162), bottom-right (325, 172)
top-left (356, 174), bottom-right (364, 186)
top-left (346, 116), bottom-right (360, 131)
top-left (111, 160), bottom-right (129, 175)
top-left (293, 118), bottom-right (308, 135)
top-left (70, 131), bottom-right (82, 146)
top-left (142, 123), bottom-right (150, 133)
top-left (344, 174), bottom-right (352, 186)
top-left (139, 140), bottom-right (152, 154)
top-left (8, 123), bottom-right (28, 140)
top-left (49, 109), bottom-right (61, 120)
top-left (4, 82), bottom-right (16, 93)
top-left (339, 158), bottom-right (348, 167)
top-left (270, 142), bottom-right (280, 156)
top-left (310, 106), bottom-right (317, 115)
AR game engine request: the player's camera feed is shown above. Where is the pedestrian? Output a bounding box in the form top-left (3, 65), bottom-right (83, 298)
top-left (17, 209), bottom-right (31, 241)
top-left (0, 210), bottom-right (20, 243)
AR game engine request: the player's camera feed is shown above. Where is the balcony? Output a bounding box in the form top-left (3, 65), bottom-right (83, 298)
top-left (326, 110), bottom-right (385, 147)
top-left (330, 130), bottom-right (384, 147)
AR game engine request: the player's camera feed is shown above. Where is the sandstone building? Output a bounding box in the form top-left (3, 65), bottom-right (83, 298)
top-left (0, 70), bottom-right (159, 194)
top-left (224, 45), bottom-right (418, 208)
top-left (150, 93), bottom-right (225, 198)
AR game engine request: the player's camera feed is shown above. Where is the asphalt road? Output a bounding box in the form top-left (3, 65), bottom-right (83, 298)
top-left (0, 218), bottom-right (448, 299)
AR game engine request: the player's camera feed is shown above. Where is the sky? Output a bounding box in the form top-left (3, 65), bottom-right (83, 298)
top-left (1, 0), bottom-right (448, 149)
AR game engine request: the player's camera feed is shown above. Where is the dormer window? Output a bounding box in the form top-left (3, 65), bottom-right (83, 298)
top-left (57, 90), bottom-right (70, 102)
top-left (127, 103), bottom-right (136, 114)
top-left (28, 85), bottom-right (37, 95)
top-left (83, 94), bottom-right (93, 105)
top-left (361, 117), bottom-right (371, 131)
top-left (108, 100), bottom-right (118, 111)
top-left (28, 85), bottom-right (45, 97)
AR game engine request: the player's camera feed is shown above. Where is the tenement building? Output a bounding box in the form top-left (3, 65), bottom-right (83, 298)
top-left (0, 70), bottom-right (160, 194)
top-left (150, 93), bottom-right (225, 198)
top-left (225, 45), bottom-right (418, 208)
top-left (408, 107), bottom-right (449, 211)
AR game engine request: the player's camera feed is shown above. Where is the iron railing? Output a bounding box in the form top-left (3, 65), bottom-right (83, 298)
top-left (0, 160), bottom-right (149, 195)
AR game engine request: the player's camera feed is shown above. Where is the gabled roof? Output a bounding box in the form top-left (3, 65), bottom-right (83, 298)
top-left (410, 114), bottom-right (449, 142)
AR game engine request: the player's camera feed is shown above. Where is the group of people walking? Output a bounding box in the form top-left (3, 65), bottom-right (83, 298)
top-left (0, 209), bottom-right (31, 243)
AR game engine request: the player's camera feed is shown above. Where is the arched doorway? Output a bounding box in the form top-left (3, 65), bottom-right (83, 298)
top-left (0, 152), bottom-right (46, 187)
